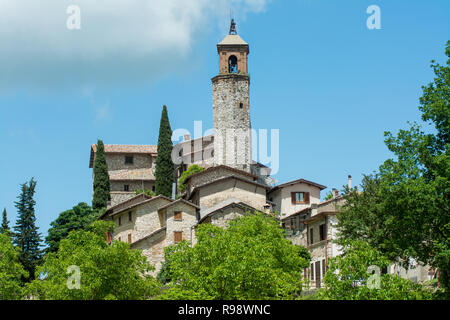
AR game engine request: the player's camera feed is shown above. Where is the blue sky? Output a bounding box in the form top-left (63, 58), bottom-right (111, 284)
top-left (0, 0), bottom-right (449, 238)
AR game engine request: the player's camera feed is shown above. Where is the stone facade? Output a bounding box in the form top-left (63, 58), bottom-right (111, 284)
top-left (213, 40), bottom-right (252, 173)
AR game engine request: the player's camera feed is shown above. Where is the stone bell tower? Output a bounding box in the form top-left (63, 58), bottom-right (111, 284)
top-left (212, 19), bottom-right (252, 172)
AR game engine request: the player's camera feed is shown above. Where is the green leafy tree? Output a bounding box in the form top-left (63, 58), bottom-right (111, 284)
top-left (1, 208), bottom-right (10, 235)
top-left (0, 234), bottom-right (28, 299)
top-left (92, 139), bottom-right (111, 210)
top-left (136, 189), bottom-right (156, 197)
top-left (45, 202), bottom-right (99, 254)
top-left (177, 164), bottom-right (204, 193)
top-left (158, 213), bottom-right (310, 300)
top-left (12, 178), bottom-right (43, 281)
top-left (336, 41), bottom-right (450, 295)
top-left (155, 105), bottom-right (174, 198)
top-left (27, 221), bottom-right (159, 300)
top-left (314, 240), bottom-right (432, 300)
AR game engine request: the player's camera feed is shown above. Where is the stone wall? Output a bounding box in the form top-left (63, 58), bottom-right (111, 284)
top-left (212, 74), bottom-right (251, 172)
top-left (187, 166), bottom-right (255, 195)
top-left (196, 178), bottom-right (266, 211)
top-left (106, 153), bottom-right (154, 171)
top-left (164, 202), bottom-right (198, 246)
top-left (132, 230), bottom-right (166, 276)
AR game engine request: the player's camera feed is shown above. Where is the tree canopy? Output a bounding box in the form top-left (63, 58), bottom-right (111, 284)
top-left (314, 240), bottom-right (432, 300)
top-left (0, 234), bottom-right (28, 299)
top-left (28, 221), bottom-right (159, 300)
top-left (336, 41), bottom-right (449, 295)
top-left (92, 139), bottom-right (111, 210)
top-left (177, 164), bottom-right (204, 193)
top-left (45, 202), bottom-right (100, 254)
top-left (1, 208), bottom-right (10, 235)
top-left (155, 105), bottom-right (174, 198)
top-left (12, 178), bottom-right (42, 281)
top-left (158, 212), bottom-right (310, 300)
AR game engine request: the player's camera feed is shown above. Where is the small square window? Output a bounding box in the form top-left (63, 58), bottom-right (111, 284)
top-left (125, 156), bottom-right (134, 164)
top-left (124, 185), bottom-right (130, 192)
top-left (291, 192), bottom-right (310, 205)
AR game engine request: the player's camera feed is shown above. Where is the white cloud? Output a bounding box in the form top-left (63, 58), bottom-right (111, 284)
top-left (0, 0), bottom-right (269, 91)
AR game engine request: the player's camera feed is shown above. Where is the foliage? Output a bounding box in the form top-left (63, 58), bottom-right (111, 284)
top-left (45, 202), bottom-right (100, 254)
top-left (314, 240), bottom-right (432, 300)
top-left (177, 165), bottom-right (204, 193)
top-left (336, 41), bottom-right (450, 295)
top-left (136, 189), bottom-right (156, 197)
top-left (160, 212), bottom-right (310, 300)
top-left (155, 105), bottom-right (174, 198)
top-left (0, 234), bottom-right (28, 299)
top-left (324, 191), bottom-right (334, 201)
top-left (1, 208), bottom-right (10, 235)
top-left (27, 221), bottom-right (160, 300)
top-left (92, 139), bottom-right (111, 210)
top-left (12, 178), bottom-right (43, 281)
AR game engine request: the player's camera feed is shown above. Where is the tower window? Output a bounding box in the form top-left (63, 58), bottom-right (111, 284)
top-left (239, 103), bottom-right (243, 109)
top-left (125, 156), bottom-right (134, 164)
top-left (228, 55), bottom-right (238, 73)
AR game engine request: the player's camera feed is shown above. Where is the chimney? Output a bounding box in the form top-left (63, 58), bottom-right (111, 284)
top-left (348, 175), bottom-right (352, 189)
top-left (184, 134), bottom-right (191, 141)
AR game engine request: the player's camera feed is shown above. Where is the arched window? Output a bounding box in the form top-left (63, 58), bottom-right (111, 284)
top-left (228, 55), bottom-right (238, 73)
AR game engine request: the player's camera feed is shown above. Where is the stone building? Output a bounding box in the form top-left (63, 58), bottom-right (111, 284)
top-left (91, 20), bottom-right (434, 286)
top-left (89, 144), bottom-right (157, 206)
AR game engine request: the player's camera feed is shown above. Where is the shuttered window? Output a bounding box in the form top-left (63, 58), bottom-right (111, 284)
top-left (309, 228), bottom-right (314, 245)
top-left (291, 192), bottom-right (310, 204)
top-left (174, 231), bottom-right (183, 243)
top-left (310, 263), bottom-right (314, 280)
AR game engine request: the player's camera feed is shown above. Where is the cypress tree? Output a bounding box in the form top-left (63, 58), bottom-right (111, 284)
top-left (1, 208), bottom-right (9, 235)
top-left (155, 105), bottom-right (174, 197)
top-left (12, 178), bottom-right (42, 281)
top-left (92, 139), bottom-right (111, 210)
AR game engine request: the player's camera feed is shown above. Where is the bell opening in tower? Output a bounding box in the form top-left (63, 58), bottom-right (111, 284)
top-left (228, 55), bottom-right (238, 73)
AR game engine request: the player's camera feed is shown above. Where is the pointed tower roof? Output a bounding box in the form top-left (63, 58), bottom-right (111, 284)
top-left (217, 19), bottom-right (249, 53)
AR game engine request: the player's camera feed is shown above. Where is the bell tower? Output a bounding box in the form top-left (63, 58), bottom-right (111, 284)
top-left (212, 19), bottom-right (252, 172)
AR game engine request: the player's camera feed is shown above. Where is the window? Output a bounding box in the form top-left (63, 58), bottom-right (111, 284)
top-left (118, 236), bottom-right (121, 242)
top-left (118, 216), bottom-right (122, 226)
top-left (152, 186), bottom-right (156, 192)
top-left (309, 228), bottom-right (314, 245)
top-left (174, 211), bottom-right (182, 221)
top-left (291, 192), bottom-right (310, 205)
top-left (239, 102), bottom-right (243, 109)
top-left (128, 234), bottom-right (132, 244)
top-left (128, 212), bottom-right (132, 222)
top-left (125, 156), bottom-right (134, 164)
top-left (174, 231), bottom-right (183, 243)
top-left (124, 185), bottom-right (129, 192)
top-left (322, 259), bottom-right (326, 276)
top-left (310, 263), bottom-right (314, 280)
top-left (319, 224), bottom-right (326, 241)
top-left (228, 55), bottom-right (238, 73)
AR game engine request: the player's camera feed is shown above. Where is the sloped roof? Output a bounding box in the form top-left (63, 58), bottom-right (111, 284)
top-left (157, 199), bottom-right (200, 211)
top-left (99, 195), bottom-right (172, 219)
top-left (197, 201), bottom-right (259, 224)
top-left (184, 165), bottom-right (257, 185)
top-left (218, 34), bottom-right (248, 45)
top-left (131, 227), bottom-right (166, 247)
top-left (269, 178), bottom-right (327, 192)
